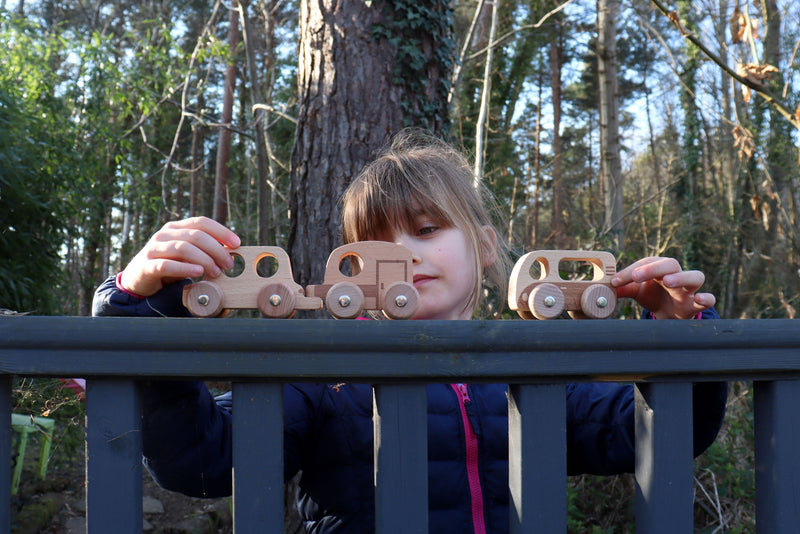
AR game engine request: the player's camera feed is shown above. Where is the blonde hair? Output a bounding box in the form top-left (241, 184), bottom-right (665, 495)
top-left (341, 130), bottom-right (510, 316)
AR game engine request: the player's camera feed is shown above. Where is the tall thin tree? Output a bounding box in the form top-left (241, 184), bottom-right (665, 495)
top-left (214, 0), bottom-right (240, 225)
top-left (597, 0), bottom-right (623, 250)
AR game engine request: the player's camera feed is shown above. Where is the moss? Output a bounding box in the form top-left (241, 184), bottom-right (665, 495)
top-left (14, 493), bottom-right (64, 533)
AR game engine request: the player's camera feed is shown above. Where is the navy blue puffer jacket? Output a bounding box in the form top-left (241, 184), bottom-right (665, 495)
top-left (93, 275), bottom-right (727, 534)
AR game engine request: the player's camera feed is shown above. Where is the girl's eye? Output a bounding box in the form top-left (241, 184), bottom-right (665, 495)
top-left (418, 226), bottom-right (438, 236)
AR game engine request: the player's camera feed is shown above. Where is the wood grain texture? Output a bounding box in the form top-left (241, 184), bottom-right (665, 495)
top-left (509, 250), bottom-right (617, 320)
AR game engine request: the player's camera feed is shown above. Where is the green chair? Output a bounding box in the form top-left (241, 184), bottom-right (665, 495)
top-left (10, 413), bottom-right (55, 495)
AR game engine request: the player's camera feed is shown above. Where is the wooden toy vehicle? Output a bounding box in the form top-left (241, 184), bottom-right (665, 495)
top-left (182, 246), bottom-right (323, 318)
top-left (508, 250), bottom-right (617, 320)
top-left (306, 241), bottom-right (419, 320)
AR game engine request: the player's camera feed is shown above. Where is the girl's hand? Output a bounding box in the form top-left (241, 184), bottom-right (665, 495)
top-left (611, 256), bottom-right (715, 319)
top-left (119, 217), bottom-right (241, 297)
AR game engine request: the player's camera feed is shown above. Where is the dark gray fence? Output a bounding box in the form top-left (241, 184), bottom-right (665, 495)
top-left (1, 316), bottom-right (798, 533)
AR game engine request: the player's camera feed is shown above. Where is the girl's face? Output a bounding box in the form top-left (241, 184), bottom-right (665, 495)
top-left (382, 216), bottom-right (479, 320)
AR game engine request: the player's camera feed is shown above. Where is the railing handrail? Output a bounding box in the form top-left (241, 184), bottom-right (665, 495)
top-left (1, 316), bottom-right (799, 381)
top-left (2, 316), bottom-right (799, 534)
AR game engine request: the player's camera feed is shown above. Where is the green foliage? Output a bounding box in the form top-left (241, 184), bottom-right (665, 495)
top-left (0, 59), bottom-right (71, 313)
top-left (372, 0), bottom-right (455, 133)
top-left (567, 474), bottom-right (635, 532)
top-left (13, 378), bottom-right (85, 469)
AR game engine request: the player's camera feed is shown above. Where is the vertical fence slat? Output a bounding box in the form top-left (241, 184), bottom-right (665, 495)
top-left (509, 383), bottom-right (566, 534)
top-left (754, 380), bottom-right (800, 533)
top-left (86, 379), bottom-right (142, 533)
top-left (373, 384), bottom-right (428, 534)
top-left (232, 382), bottom-right (284, 533)
top-left (634, 382), bottom-right (693, 533)
top-left (0, 377), bottom-right (10, 532)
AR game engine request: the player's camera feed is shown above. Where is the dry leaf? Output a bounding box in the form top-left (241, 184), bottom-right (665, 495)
top-left (761, 200), bottom-right (771, 231)
top-left (729, 7), bottom-right (745, 43)
top-left (750, 194), bottom-right (761, 218)
top-left (736, 63), bottom-right (752, 102)
top-left (739, 62), bottom-right (779, 85)
top-left (795, 105), bottom-right (800, 165)
top-left (740, 85), bottom-right (752, 102)
top-left (736, 62), bottom-right (779, 102)
top-left (729, 7), bottom-right (760, 44)
top-left (732, 124), bottom-right (755, 161)
top-left (668, 11), bottom-right (689, 36)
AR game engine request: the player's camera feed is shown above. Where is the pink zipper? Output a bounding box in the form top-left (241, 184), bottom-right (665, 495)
top-left (451, 384), bottom-right (487, 534)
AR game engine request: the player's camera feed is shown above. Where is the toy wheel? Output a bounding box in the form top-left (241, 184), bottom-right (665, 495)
top-left (528, 283), bottom-right (565, 320)
top-left (568, 310), bottom-right (588, 320)
top-left (183, 281), bottom-right (225, 318)
top-left (516, 309), bottom-right (536, 320)
top-left (381, 281), bottom-right (419, 320)
top-left (580, 284), bottom-right (616, 319)
top-left (326, 282), bottom-right (364, 319)
top-left (258, 283), bottom-right (297, 319)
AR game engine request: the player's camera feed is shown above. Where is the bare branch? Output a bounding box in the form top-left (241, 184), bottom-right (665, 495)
top-left (447, 0), bottom-right (486, 105)
top-left (466, 0), bottom-right (575, 61)
top-left (252, 103), bottom-right (297, 124)
top-left (649, 0), bottom-right (799, 132)
top-left (160, 0), bottom-right (224, 217)
top-left (783, 35), bottom-right (800, 98)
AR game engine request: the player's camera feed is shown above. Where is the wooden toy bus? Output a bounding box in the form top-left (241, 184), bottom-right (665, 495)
top-left (508, 250), bottom-right (617, 320)
top-left (182, 246), bottom-right (323, 318)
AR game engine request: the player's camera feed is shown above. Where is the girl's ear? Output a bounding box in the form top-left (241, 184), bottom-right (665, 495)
top-left (479, 226), bottom-right (498, 269)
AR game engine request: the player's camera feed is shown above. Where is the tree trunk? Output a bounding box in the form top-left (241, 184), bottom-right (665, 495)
top-left (526, 75), bottom-right (544, 250)
top-left (549, 23), bottom-right (566, 248)
top-left (288, 0), bottom-right (453, 290)
top-left (597, 0), bottom-right (623, 251)
top-left (474, 0), bottom-right (499, 185)
top-left (214, 0), bottom-right (240, 225)
top-left (677, 0), bottom-right (701, 268)
top-left (239, 0), bottom-right (274, 245)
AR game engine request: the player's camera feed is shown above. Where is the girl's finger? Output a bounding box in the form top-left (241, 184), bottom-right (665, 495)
top-left (661, 270), bottom-right (705, 292)
top-left (151, 228), bottom-right (237, 272)
top-left (163, 216), bottom-right (241, 248)
top-left (693, 292), bottom-right (716, 310)
top-left (629, 257), bottom-right (682, 283)
top-left (146, 257), bottom-right (207, 281)
top-left (146, 239), bottom-right (229, 278)
top-left (613, 257), bottom-right (674, 286)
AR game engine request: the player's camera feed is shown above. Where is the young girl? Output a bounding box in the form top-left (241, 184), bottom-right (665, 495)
top-left (93, 132), bottom-right (727, 534)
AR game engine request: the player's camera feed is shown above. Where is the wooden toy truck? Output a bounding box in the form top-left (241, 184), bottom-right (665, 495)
top-left (508, 250), bottom-right (617, 320)
top-left (182, 246), bottom-right (323, 318)
top-left (306, 241), bottom-right (419, 320)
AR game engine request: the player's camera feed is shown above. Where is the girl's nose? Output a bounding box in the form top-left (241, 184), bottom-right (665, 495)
top-left (395, 235), bottom-right (422, 264)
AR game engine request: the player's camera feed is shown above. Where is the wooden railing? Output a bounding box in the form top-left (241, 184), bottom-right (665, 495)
top-left (0, 316), bottom-right (798, 533)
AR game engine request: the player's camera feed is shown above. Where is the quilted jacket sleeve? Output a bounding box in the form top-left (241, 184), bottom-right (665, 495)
top-left (92, 274), bottom-right (193, 318)
top-left (138, 382), bottom-right (315, 498)
top-left (92, 276), bottom-right (315, 498)
top-left (565, 307), bottom-right (728, 475)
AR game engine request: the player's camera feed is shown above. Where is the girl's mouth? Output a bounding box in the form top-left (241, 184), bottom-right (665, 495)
top-left (413, 274), bottom-right (434, 288)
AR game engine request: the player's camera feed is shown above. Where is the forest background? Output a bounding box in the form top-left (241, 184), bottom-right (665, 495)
top-left (1, 0), bottom-right (799, 531)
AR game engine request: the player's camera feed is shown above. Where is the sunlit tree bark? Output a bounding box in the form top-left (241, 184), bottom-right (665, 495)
top-left (288, 0), bottom-right (453, 291)
top-left (597, 0), bottom-right (623, 250)
top-left (214, 0), bottom-right (240, 225)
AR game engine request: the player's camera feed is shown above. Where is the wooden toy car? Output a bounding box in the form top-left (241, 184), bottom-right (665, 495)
top-left (306, 241), bottom-right (419, 319)
top-left (508, 249), bottom-right (617, 320)
top-left (182, 246), bottom-right (323, 318)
